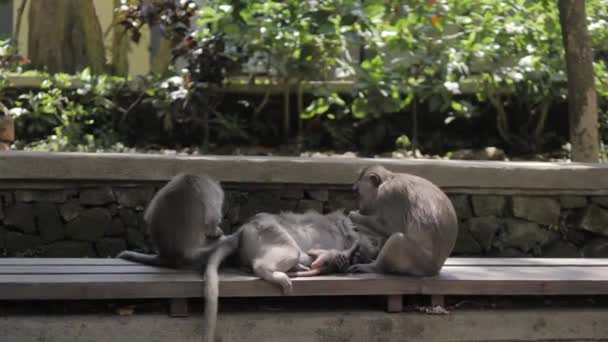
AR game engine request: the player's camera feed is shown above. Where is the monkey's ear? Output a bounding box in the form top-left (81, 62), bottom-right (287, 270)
top-left (368, 173), bottom-right (382, 187)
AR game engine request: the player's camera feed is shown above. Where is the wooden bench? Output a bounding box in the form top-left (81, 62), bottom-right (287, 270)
top-left (1, 257), bottom-right (607, 316)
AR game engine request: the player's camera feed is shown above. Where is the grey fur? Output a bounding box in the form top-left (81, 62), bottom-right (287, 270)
top-left (347, 165), bottom-right (459, 276)
top-left (201, 209), bottom-right (374, 342)
top-left (117, 173), bottom-right (225, 269)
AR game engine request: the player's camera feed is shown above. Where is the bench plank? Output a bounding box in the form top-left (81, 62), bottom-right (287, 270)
top-left (2, 257), bottom-right (608, 266)
top-left (0, 266), bottom-right (191, 274)
top-left (0, 265), bottom-right (607, 300)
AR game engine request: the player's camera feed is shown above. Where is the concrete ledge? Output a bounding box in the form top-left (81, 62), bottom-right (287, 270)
top-left (2, 151), bottom-right (608, 193)
top-left (0, 310), bottom-right (606, 342)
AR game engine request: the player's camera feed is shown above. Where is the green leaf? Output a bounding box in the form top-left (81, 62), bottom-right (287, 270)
top-left (351, 98), bottom-right (368, 119)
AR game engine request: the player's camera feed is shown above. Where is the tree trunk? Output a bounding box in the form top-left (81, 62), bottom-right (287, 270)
top-left (28, 0), bottom-right (106, 74)
top-left (110, 0), bottom-right (131, 76)
top-left (558, 0), bottom-right (600, 162)
top-left (151, 37), bottom-right (173, 75)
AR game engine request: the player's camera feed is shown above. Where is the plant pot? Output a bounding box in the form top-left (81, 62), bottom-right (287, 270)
top-left (0, 115), bottom-right (15, 150)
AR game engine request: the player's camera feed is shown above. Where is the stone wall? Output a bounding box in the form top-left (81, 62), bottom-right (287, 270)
top-left (1, 183), bottom-right (608, 258)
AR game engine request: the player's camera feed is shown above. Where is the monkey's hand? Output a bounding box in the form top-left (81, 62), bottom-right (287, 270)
top-left (347, 262), bottom-right (379, 274)
top-left (335, 253), bottom-right (351, 273)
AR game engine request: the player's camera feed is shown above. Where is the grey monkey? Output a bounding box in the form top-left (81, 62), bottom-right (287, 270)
top-left (347, 165), bottom-right (458, 276)
top-left (201, 209), bottom-right (375, 342)
top-left (117, 173), bottom-right (225, 269)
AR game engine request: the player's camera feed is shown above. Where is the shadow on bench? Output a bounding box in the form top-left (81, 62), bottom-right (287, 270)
top-left (1, 257), bottom-right (607, 316)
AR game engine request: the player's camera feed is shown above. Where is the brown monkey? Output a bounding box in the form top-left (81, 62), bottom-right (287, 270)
top-left (117, 173), bottom-right (225, 269)
top-left (201, 210), bottom-right (375, 342)
top-left (347, 165), bottom-right (458, 276)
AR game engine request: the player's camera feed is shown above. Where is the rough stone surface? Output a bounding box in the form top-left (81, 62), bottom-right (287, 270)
top-left (449, 195), bottom-right (472, 219)
top-left (464, 216), bottom-right (502, 251)
top-left (106, 218), bottom-right (126, 237)
top-left (42, 241), bottom-right (96, 257)
top-left (96, 238), bottom-right (127, 257)
top-left (542, 240), bottom-right (580, 258)
top-left (511, 196), bottom-right (561, 226)
top-left (5, 231), bottom-right (42, 255)
top-left (306, 189), bottom-right (329, 202)
top-left (282, 188), bottom-right (303, 199)
top-left (560, 196), bottom-right (588, 209)
top-left (326, 191), bottom-right (357, 213)
top-left (126, 228), bottom-right (148, 251)
top-left (58, 201), bottom-right (83, 222)
top-left (0, 191), bottom-right (14, 206)
top-left (0, 204), bottom-right (3, 221)
top-left (4, 204), bottom-right (36, 233)
top-left (577, 204), bottom-right (608, 237)
top-left (471, 195), bottom-right (506, 217)
top-left (65, 208), bottom-right (110, 242)
top-left (591, 196), bottom-right (608, 208)
top-left (297, 199), bottom-right (324, 213)
top-left (581, 238), bottom-right (608, 257)
top-left (79, 187), bottom-right (116, 206)
top-left (239, 193), bottom-right (297, 222)
top-left (33, 203), bottom-right (64, 243)
top-left (453, 225), bottom-right (482, 254)
top-left (107, 204), bottom-right (119, 216)
top-left (113, 187), bottom-right (154, 208)
top-left (119, 208), bottom-right (139, 227)
top-left (0, 226), bottom-right (6, 249)
top-left (15, 190), bottom-right (76, 203)
top-left (498, 220), bottom-right (553, 253)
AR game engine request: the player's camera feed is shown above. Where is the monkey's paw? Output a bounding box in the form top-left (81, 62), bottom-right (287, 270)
top-left (278, 275), bottom-right (293, 295)
top-left (347, 263), bottom-right (378, 274)
top-left (335, 254), bottom-right (350, 273)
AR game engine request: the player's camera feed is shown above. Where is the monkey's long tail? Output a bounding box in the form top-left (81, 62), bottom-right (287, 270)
top-left (202, 232), bottom-right (240, 342)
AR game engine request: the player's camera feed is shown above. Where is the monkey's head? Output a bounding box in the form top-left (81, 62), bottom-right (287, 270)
top-left (353, 165), bottom-right (392, 214)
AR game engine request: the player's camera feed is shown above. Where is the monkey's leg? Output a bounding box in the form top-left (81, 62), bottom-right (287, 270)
top-left (253, 261), bottom-right (294, 295)
top-left (348, 232), bottom-right (433, 275)
top-left (252, 247), bottom-right (300, 295)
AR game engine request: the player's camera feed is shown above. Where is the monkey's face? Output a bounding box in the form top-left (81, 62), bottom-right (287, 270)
top-left (353, 172), bottom-right (381, 214)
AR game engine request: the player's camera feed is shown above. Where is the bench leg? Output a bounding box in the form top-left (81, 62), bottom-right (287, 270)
top-left (169, 298), bottom-right (189, 317)
top-left (431, 295), bottom-right (445, 307)
top-left (386, 295), bottom-right (403, 313)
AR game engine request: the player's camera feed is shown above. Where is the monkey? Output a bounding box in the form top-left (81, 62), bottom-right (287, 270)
top-left (201, 209), bottom-right (376, 342)
top-left (117, 173), bottom-right (225, 269)
top-left (346, 165), bottom-right (459, 276)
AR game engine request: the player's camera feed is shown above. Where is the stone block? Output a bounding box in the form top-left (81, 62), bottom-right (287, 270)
top-left (591, 196), bottom-right (608, 209)
top-left (471, 195), bottom-right (506, 217)
top-left (0, 191), bottom-right (14, 206)
top-left (126, 228), bottom-right (148, 251)
top-left (326, 191), bottom-right (357, 213)
top-left (65, 208), bottom-right (110, 242)
top-left (306, 189), bottom-right (329, 202)
top-left (464, 216), bottom-right (503, 251)
top-left (42, 241), bottom-right (96, 257)
top-left (96, 238), bottom-right (127, 257)
top-left (5, 231), bottom-right (43, 255)
top-left (542, 240), bottom-right (580, 258)
top-left (297, 200), bottom-right (324, 213)
top-left (58, 201), bottom-right (83, 222)
top-left (282, 188), bottom-right (303, 199)
top-left (4, 204), bottom-right (36, 233)
top-left (581, 238), bottom-right (608, 257)
top-left (15, 190), bottom-right (76, 203)
top-left (119, 208), bottom-right (139, 227)
top-left (113, 187), bottom-right (155, 208)
top-left (559, 196), bottom-right (588, 209)
top-left (33, 203), bottom-right (64, 243)
top-left (106, 218), bottom-right (126, 237)
top-left (498, 219), bottom-right (554, 253)
top-left (511, 196), bottom-right (561, 226)
top-left (79, 187), bottom-right (116, 206)
top-left (577, 204), bottom-right (608, 237)
top-left (452, 225), bottom-right (482, 255)
top-left (449, 195), bottom-right (472, 219)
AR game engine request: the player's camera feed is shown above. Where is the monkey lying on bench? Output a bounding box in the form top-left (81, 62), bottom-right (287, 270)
top-left (202, 209), bottom-right (377, 342)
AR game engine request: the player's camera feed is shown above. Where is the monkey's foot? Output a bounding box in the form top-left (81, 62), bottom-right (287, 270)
top-left (347, 263), bottom-right (379, 274)
top-left (273, 272), bottom-right (293, 295)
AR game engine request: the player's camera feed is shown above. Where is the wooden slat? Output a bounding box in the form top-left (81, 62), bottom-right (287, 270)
top-left (0, 258), bottom-right (136, 266)
top-left (0, 266), bottom-right (191, 275)
top-left (444, 258), bottom-right (608, 267)
top-left (0, 266), bottom-right (607, 300)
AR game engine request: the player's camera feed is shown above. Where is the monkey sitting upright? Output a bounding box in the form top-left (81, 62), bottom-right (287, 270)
top-left (347, 165), bottom-right (458, 276)
top-left (117, 173), bottom-right (225, 269)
